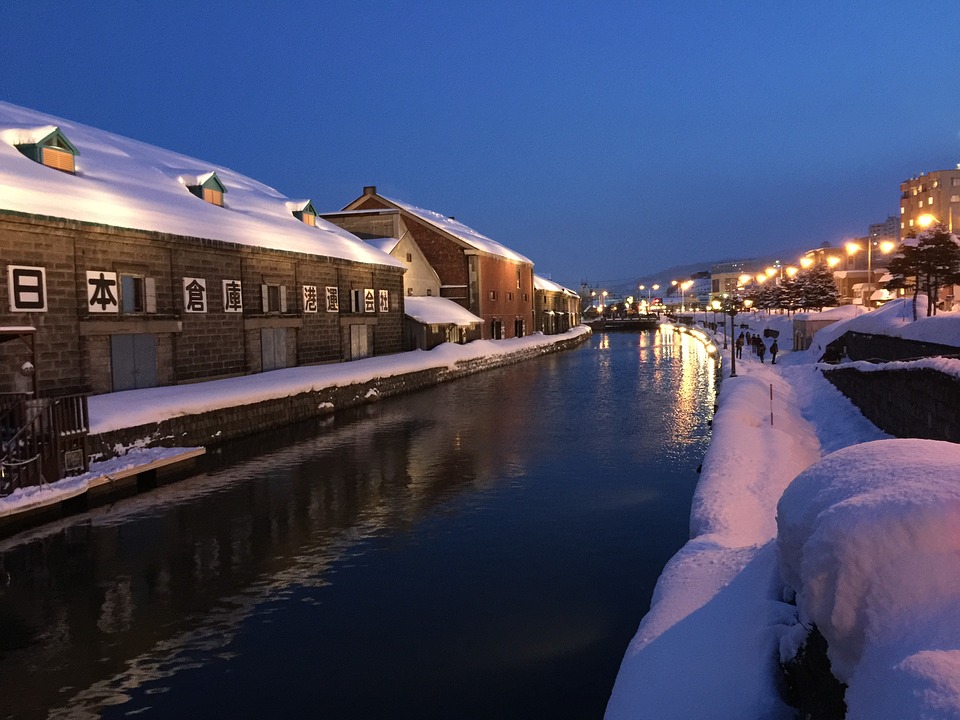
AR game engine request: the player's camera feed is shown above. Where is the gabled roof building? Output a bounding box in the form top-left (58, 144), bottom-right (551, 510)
top-left (332, 187), bottom-right (535, 340)
top-left (0, 102), bottom-right (406, 399)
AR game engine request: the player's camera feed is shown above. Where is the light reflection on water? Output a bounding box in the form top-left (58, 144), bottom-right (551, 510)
top-left (0, 330), bottom-right (715, 720)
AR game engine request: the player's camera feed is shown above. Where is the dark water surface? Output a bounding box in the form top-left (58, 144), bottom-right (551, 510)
top-left (0, 330), bottom-right (715, 719)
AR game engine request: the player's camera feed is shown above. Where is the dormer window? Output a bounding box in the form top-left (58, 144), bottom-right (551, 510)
top-left (287, 200), bottom-right (319, 226)
top-left (185, 171), bottom-right (227, 207)
top-left (15, 127), bottom-right (79, 174)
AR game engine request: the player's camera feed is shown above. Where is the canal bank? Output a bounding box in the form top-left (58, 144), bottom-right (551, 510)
top-left (0, 328), bottom-right (590, 536)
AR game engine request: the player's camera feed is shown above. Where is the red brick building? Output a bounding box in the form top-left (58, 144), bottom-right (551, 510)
top-left (336, 187), bottom-right (534, 339)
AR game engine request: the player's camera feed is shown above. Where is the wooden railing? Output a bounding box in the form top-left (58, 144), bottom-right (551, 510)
top-left (0, 393), bottom-right (89, 497)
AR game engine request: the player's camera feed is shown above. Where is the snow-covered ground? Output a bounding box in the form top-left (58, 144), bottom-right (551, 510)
top-left (606, 299), bottom-right (960, 719)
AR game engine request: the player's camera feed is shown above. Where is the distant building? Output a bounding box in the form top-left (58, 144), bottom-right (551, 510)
top-left (900, 168), bottom-right (960, 235)
top-left (869, 215), bottom-right (900, 243)
top-left (709, 260), bottom-right (764, 299)
top-left (534, 275), bottom-right (580, 334)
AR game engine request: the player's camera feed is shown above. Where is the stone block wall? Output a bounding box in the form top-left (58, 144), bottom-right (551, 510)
top-left (0, 211), bottom-right (405, 396)
top-left (823, 366), bottom-right (960, 442)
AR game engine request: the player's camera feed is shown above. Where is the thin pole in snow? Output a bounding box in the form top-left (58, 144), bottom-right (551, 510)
top-left (770, 383), bottom-right (774, 426)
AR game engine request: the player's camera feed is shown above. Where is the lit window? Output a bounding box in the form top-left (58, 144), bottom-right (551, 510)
top-left (15, 127), bottom-right (79, 174)
top-left (489, 290), bottom-right (497, 301)
top-left (952, 195), bottom-right (960, 203)
top-left (953, 178), bottom-right (960, 187)
top-left (289, 200), bottom-right (318, 226)
top-left (928, 197), bottom-right (934, 205)
top-left (203, 188), bottom-right (223, 207)
top-left (185, 172), bottom-right (227, 207)
top-left (909, 219), bottom-right (914, 226)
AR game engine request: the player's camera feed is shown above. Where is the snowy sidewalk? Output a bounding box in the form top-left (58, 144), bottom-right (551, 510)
top-left (606, 330), bottom-right (889, 719)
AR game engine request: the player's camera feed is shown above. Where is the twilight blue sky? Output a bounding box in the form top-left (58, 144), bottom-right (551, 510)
top-left (4, 1), bottom-right (960, 288)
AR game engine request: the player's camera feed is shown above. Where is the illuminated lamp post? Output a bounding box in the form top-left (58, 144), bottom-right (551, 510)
top-left (724, 295), bottom-right (746, 377)
top-left (711, 298), bottom-right (725, 348)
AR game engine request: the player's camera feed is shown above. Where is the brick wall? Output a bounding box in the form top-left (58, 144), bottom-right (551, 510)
top-left (0, 211), bottom-right (405, 396)
top-left (823, 366), bottom-right (960, 442)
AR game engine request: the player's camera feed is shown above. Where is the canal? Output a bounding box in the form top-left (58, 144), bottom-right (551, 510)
top-left (0, 329), bottom-right (716, 720)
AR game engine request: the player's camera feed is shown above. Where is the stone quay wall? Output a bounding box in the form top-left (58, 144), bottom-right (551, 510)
top-left (823, 365), bottom-right (960, 443)
top-left (89, 332), bottom-right (590, 458)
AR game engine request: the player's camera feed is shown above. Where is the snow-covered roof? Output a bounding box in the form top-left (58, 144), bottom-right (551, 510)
top-left (380, 195), bottom-right (532, 264)
top-left (364, 236), bottom-right (400, 254)
top-left (404, 296), bottom-right (483, 326)
top-left (0, 102), bottom-right (402, 269)
top-left (533, 274), bottom-right (578, 296)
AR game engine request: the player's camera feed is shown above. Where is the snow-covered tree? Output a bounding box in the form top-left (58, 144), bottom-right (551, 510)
top-left (796, 263), bottom-right (839, 311)
top-left (885, 225), bottom-right (960, 318)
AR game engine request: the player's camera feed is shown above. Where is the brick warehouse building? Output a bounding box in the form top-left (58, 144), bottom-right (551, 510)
top-left (334, 187), bottom-right (535, 340)
top-left (0, 102), bottom-right (405, 399)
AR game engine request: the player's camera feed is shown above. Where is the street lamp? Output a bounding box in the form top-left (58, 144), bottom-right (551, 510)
top-left (846, 238), bottom-right (897, 308)
top-left (711, 298), bottom-right (725, 348)
top-left (723, 295), bottom-right (745, 377)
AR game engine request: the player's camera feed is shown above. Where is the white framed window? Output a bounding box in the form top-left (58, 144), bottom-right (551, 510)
top-left (118, 274), bottom-right (155, 314)
top-left (261, 284), bottom-right (287, 313)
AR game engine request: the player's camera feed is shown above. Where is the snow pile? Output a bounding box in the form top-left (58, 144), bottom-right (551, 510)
top-left (606, 361), bottom-right (823, 720)
top-left (777, 439), bottom-right (960, 719)
top-left (403, 295), bottom-right (483, 325)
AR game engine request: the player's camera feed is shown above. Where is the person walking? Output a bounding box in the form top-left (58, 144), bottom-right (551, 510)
top-left (770, 339), bottom-right (779, 364)
top-left (758, 339), bottom-right (766, 363)
top-left (735, 333), bottom-right (744, 359)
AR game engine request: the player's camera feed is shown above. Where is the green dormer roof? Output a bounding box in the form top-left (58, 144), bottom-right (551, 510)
top-left (14, 126), bottom-right (79, 162)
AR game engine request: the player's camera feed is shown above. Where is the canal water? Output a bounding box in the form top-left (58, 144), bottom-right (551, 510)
top-left (0, 330), bottom-right (716, 720)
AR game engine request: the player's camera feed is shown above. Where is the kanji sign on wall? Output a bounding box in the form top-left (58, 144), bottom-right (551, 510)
top-left (325, 286), bottom-right (339, 313)
top-left (7, 265), bottom-right (47, 312)
top-left (183, 277), bottom-right (207, 313)
top-left (378, 289), bottom-right (389, 313)
top-left (302, 285), bottom-right (319, 313)
top-left (86, 271), bottom-right (119, 313)
top-left (222, 279), bottom-right (243, 312)
top-left (364, 288), bottom-right (376, 313)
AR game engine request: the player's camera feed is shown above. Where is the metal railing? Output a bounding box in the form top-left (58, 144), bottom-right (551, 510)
top-left (1, 393), bottom-right (89, 497)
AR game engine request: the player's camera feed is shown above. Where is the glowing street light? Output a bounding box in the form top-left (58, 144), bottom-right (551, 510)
top-left (917, 213), bottom-right (938, 229)
top-left (799, 256), bottom-right (814, 269)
